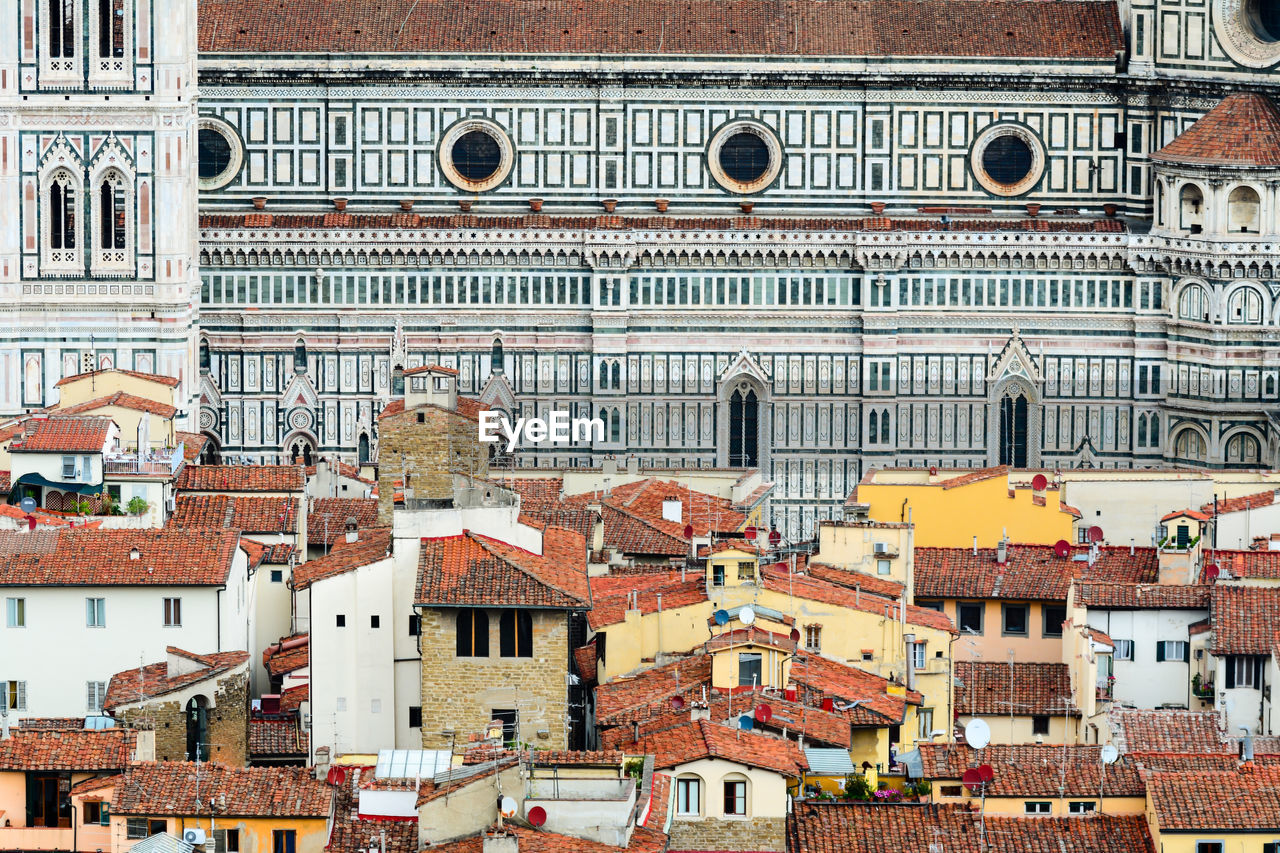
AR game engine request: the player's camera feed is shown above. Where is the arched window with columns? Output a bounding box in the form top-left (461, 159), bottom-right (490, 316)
top-left (43, 168), bottom-right (81, 273)
top-left (93, 169), bottom-right (131, 273)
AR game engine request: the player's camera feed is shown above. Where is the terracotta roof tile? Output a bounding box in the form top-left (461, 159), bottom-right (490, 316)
top-left (263, 634), bottom-right (309, 677)
top-left (248, 718), bottom-right (308, 756)
top-left (197, 0), bottom-right (1123, 59)
top-left (52, 391), bottom-right (178, 420)
top-left (630, 719), bottom-right (806, 776)
top-left (594, 656), bottom-right (713, 725)
top-left (1074, 581), bottom-right (1211, 609)
top-left (573, 642), bottom-right (598, 683)
top-left (1152, 93), bottom-right (1280, 167)
top-left (10, 416), bottom-right (115, 453)
top-left (56, 368), bottom-right (181, 388)
top-left (279, 684), bottom-right (308, 714)
top-left (917, 743), bottom-right (1145, 797)
top-left (17, 717), bottom-right (93, 730)
top-left (327, 768), bottom-right (419, 853)
top-left (596, 478), bottom-right (746, 538)
top-left (761, 562), bottom-right (956, 634)
top-left (1147, 766), bottom-right (1280, 831)
top-left (1211, 549), bottom-right (1280, 580)
top-left (1211, 585), bottom-right (1280, 654)
top-left (293, 528), bottom-right (393, 589)
top-left (787, 652), bottom-right (919, 721)
top-left (915, 544), bottom-right (1161, 602)
top-left (175, 464), bottom-right (305, 493)
top-left (954, 661), bottom-right (1077, 717)
top-left (104, 649), bottom-right (249, 711)
top-left (0, 729), bottom-right (134, 771)
top-left (803, 560), bottom-right (905, 599)
top-left (0, 528), bottom-right (241, 586)
top-left (308, 499), bottom-right (379, 546)
top-left (112, 763), bottom-right (332, 816)
top-left (174, 432), bottom-right (209, 462)
top-left (588, 571), bottom-right (707, 630)
top-left (1201, 488), bottom-right (1278, 515)
top-left (416, 528), bottom-right (589, 608)
top-left (170, 494), bottom-right (300, 533)
top-left (1110, 709), bottom-right (1226, 755)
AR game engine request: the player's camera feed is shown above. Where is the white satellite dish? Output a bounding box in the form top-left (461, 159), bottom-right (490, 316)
top-left (1100, 744), bottom-right (1119, 765)
top-left (739, 606), bottom-right (756, 626)
top-left (499, 796), bottom-right (518, 818)
top-left (964, 718), bottom-right (991, 750)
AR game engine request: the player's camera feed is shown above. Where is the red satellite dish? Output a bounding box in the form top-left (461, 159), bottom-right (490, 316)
top-left (755, 704), bottom-right (774, 723)
top-left (769, 529), bottom-right (781, 547)
top-left (977, 764), bottom-right (995, 784)
top-left (961, 768), bottom-right (983, 787)
top-left (929, 466), bottom-right (938, 475)
top-left (745, 525), bottom-right (758, 540)
top-left (671, 695), bottom-right (686, 710)
top-left (527, 806), bottom-right (547, 828)
top-left (1053, 539), bottom-right (1071, 559)
top-left (1205, 565), bottom-right (1220, 580)
top-left (326, 766), bottom-right (347, 786)
top-left (789, 628), bottom-right (801, 642)
top-left (684, 524), bottom-right (694, 539)
top-left (1088, 526), bottom-right (1104, 543)
top-left (1032, 473), bottom-right (1048, 491)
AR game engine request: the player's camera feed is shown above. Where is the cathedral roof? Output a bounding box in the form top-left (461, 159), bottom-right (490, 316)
top-left (1152, 93), bottom-right (1280, 168)
top-left (197, 0), bottom-right (1123, 60)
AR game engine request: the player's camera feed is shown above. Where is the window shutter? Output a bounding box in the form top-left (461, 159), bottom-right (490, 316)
top-left (1156, 643), bottom-right (1165, 662)
top-left (17, 681), bottom-right (26, 710)
top-left (213, 829), bottom-right (227, 853)
top-left (1226, 660), bottom-right (1236, 689)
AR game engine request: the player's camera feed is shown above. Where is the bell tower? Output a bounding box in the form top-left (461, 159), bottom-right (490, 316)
top-left (0, 0), bottom-right (199, 419)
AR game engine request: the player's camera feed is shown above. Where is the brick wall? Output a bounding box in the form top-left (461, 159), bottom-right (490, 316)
top-left (667, 817), bottom-right (787, 852)
top-left (418, 607), bottom-right (569, 750)
top-left (114, 670), bottom-right (249, 766)
top-left (376, 405), bottom-right (487, 525)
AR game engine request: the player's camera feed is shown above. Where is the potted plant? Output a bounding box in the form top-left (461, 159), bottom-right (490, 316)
top-left (127, 496), bottom-right (151, 517)
top-left (842, 774), bottom-right (874, 801)
top-left (655, 198), bottom-right (670, 212)
top-left (73, 499), bottom-right (93, 516)
top-left (529, 198), bottom-right (544, 212)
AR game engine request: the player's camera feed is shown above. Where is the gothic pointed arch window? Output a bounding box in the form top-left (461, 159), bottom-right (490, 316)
top-left (998, 388), bottom-right (1029, 467)
top-left (1137, 413), bottom-right (1148, 447)
top-left (289, 437), bottom-right (314, 467)
top-left (1178, 283), bottom-right (1208, 322)
top-left (358, 433), bottom-right (371, 465)
top-left (294, 338), bottom-right (308, 372)
top-left (92, 169), bottom-right (131, 274)
top-left (43, 168), bottom-right (81, 273)
top-left (728, 384), bottom-right (759, 467)
top-left (391, 365), bottom-right (404, 395)
top-left (609, 408), bottom-right (621, 443)
top-left (491, 338), bottom-right (504, 373)
top-left (1149, 413), bottom-right (1160, 446)
top-left (186, 696), bottom-right (210, 761)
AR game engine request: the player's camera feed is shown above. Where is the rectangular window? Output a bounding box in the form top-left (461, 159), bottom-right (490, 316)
top-left (1195, 844), bottom-right (1224, 853)
top-left (270, 569), bottom-right (284, 583)
top-left (149, 820), bottom-right (167, 837)
top-left (163, 597), bottom-right (181, 627)
top-left (917, 708), bottom-right (934, 740)
top-left (1002, 604), bottom-right (1028, 636)
top-left (958, 602), bottom-right (983, 635)
top-left (712, 564), bottom-right (725, 587)
top-left (1032, 715), bottom-right (1050, 736)
top-left (916, 600), bottom-right (944, 612)
top-left (87, 680), bottom-right (106, 712)
top-left (63, 455), bottom-right (76, 478)
top-left (408, 706), bottom-right (422, 728)
top-left (370, 615), bottom-right (380, 629)
top-left (877, 559), bottom-right (891, 575)
top-left (1156, 641), bottom-right (1188, 662)
top-left (1068, 801), bottom-right (1097, 814)
top-left (677, 777), bottom-right (701, 815)
top-left (723, 780), bottom-right (747, 816)
top-left (738, 652), bottom-right (762, 687)
top-left (86, 597), bottom-right (105, 627)
top-left (911, 642), bottom-right (926, 670)
top-left (492, 708), bottom-right (518, 747)
top-left (1024, 801), bottom-right (1051, 815)
top-left (1113, 639), bottom-right (1134, 661)
top-left (336, 614), bottom-right (346, 627)
top-left (5, 598), bottom-right (24, 628)
top-left (3, 681), bottom-right (26, 711)
top-left (940, 785), bottom-right (962, 797)
top-left (805, 625), bottom-right (821, 653)
top-left (409, 614), bottom-right (420, 636)
top-left (83, 802), bottom-right (109, 824)
top-left (126, 819), bottom-right (150, 839)
top-left (737, 561), bottom-right (754, 581)
top-left (1042, 605), bottom-right (1067, 638)
top-left (1228, 656), bottom-right (1263, 689)
top-left (272, 830), bottom-right (297, 853)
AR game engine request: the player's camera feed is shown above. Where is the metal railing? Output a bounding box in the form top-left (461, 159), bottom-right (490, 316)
top-left (104, 443), bottom-right (184, 476)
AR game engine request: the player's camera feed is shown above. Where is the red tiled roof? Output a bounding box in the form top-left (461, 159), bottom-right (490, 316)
top-left (197, 0), bottom-right (1123, 59)
top-left (1162, 509), bottom-right (1211, 523)
top-left (292, 528), bottom-right (393, 589)
top-left (174, 432), bottom-right (209, 462)
top-left (56, 368), bottom-right (180, 388)
top-left (787, 652), bottom-right (919, 722)
top-left (175, 464), bottom-right (305, 493)
top-left (597, 504), bottom-right (688, 556)
top-left (760, 562), bottom-right (956, 634)
top-left (917, 743), bottom-right (1145, 797)
top-left (51, 391), bottom-right (177, 419)
top-left (630, 719), bottom-right (807, 776)
top-left (309, 498), bottom-right (380, 545)
top-left (0, 528), bottom-right (241, 586)
top-left (1152, 93), bottom-right (1280, 167)
top-left (1132, 752), bottom-right (1252, 772)
top-left (1147, 766), bottom-right (1280, 831)
top-left (573, 642), bottom-right (598, 683)
top-left (939, 465), bottom-right (1008, 489)
top-left (790, 801), bottom-right (1154, 853)
top-left (803, 560), bottom-right (905, 599)
top-left (1212, 549), bottom-right (1280, 579)
top-left (595, 656), bottom-right (713, 725)
top-left (0, 729), bottom-right (134, 771)
top-left (263, 635), bottom-right (309, 677)
top-left (1201, 488), bottom-right (1278, 515)
top-left (1211, 585), bottom-right (1280, 655)
top-left (112, 763), bottom-right (332, 816)
top-left (403, 364), bottom-right (458, 376)
top-left (248, 718), bottom-right (308, 756)
top-left (170, 494), bottom-right (300, 533)
top-left (588, 571), bottom-right (707, 630)
top-left (279, 683), bottom-right (308, 714)
top-left (71, 774), bottom-right (121, 796)
top-left (10, 416), bottom-right (115, 453)
top-left (598, 478), bottom-right (746, 538)
top-left (327, 768), bottom-right (419, 853)
top-left (1074, 581), bottom-right (1211, 609)
top-left (103, 649), bottom-right (250, 711)
top-left (416, 528), bottom-right (590, 609)
top-left (16, 717), bottom-right (92, 730)
top-left (915, 544), bottom-right (1161, 602)
top-left (955, 661), bottom-right (1077, 717)
top-left (1110, 709), bottom-right (1226, 755)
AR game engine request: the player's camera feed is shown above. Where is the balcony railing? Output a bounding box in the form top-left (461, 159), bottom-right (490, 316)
top-left (104, 443), bottom-right (184, 476)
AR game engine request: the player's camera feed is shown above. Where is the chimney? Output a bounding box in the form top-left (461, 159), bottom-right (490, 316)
top-left (996, 538), bottom-right (1008, 565)
top-left (133, 729), bottom-right (156, 762)
top-left (345, 516), bottom-right (359, 544)
top-left (483, 835), bottom-right (518, 853)
top-left (314, 746), bottom-right (331, 781)
top-left (662, 498), bottom-right (683, 524)
top-left (626, 456), bottom-right (640, 476)
top-left (904, 633), bottom-right (916, 691)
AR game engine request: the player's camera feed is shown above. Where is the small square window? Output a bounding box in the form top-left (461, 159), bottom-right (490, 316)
top-left (1002, 604), bottom-right (1029, 636)
top-left (861, 650), bottom-right (873, 662)
top-left (1196, 844), bottom-right (1224, 853)
top-left (1042, 605), bottom-right (1067, 638)
top-left (958, 602), bottom-right (984, 634)
top-left (270, 569), bottom-right (283, 583)
top-left (1024, 801), bottom-right (1051, 815)
top-left (408, 706), bottom-right (422, 728)
top-left (336, 614), bottom-right (346, 627)
top-left (1032, 715), bottom-right (1050, 736)
top-left (370, 615), bottom-right (380, 629)
top-left (876, 559), bottom-right (891, 575)
top-left (1113, 639), bottom-right (1134, 661)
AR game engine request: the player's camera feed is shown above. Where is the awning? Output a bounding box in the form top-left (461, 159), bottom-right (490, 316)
top-left (895, 747), bottom-right (924, 779)
top-left (7, 472), bottom-right (102, 502)
top-left (804, 747), bottom-right (858, 777)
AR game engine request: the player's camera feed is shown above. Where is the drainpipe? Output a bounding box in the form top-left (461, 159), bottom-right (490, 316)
top-left (904, 633), bottom-right (916, 692)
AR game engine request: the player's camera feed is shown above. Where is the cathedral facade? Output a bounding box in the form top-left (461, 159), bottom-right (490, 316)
top-left (4, 0), bottom-right (1280, 536)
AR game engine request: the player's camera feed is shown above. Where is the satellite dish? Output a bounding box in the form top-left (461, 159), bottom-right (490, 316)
top-left (745, 525), bottom-right (757, 541)
top-left (499, 796), bottom-right (518, 818)
top-left (964, 718), bottom-right (992, 750)
top-left (961, 768), bottom-right (984, 787)
top-left (527, 805), bottom-right (547, 827)
top-left (929, 466), bottom-right (938, 475)
top-left (755, 704), bottom-right (773, 723)
top-left (1053, 539), bottom-right (1071, 559)
top-left (769, 529), bottom-right (782, 547)
top-left (713, 609), bottom-right (730, 626)
top-left (1032, 474), bottom-right (1048, 491)
top-left (671, 695), bottom-right (686, 710)
top-left (739, 606), bottom-right (756, 626)
top-left (1088, 525), bottom-right (1104, 543)
top-left (1205, 564), bottom-right (1220, 580)
top-left (1100, 744), bottom-right (1119, 765)
top-left (977, 764), bottom-right (995, 784)
top-left (738, 715), bottom-right (754, 731)
top-left (684, 524), bottom-right (694, 540)
top-left (789, 628), bottom-right (801, 642)
top-left (19, 496), bottom-right (36, 515)
top-left (326, 766), bottom-right (347, 786)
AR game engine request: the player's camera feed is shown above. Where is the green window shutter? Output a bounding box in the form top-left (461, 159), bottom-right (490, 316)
top-left (1156, 643), bottom-right (1165, 662)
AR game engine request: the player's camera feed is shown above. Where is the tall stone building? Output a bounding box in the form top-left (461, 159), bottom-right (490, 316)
top-left (5, 0), bottom-right (1280, 537)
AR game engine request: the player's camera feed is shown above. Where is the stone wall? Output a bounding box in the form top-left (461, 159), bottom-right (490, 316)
top-left (114, 670), bottom-right (249, 766)
top-left (376, 405), bottom-right (488, 525)
top-left (667, 817), bottom-right (787, 852)
top-left (418, 607), bottom-right (569, 750)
